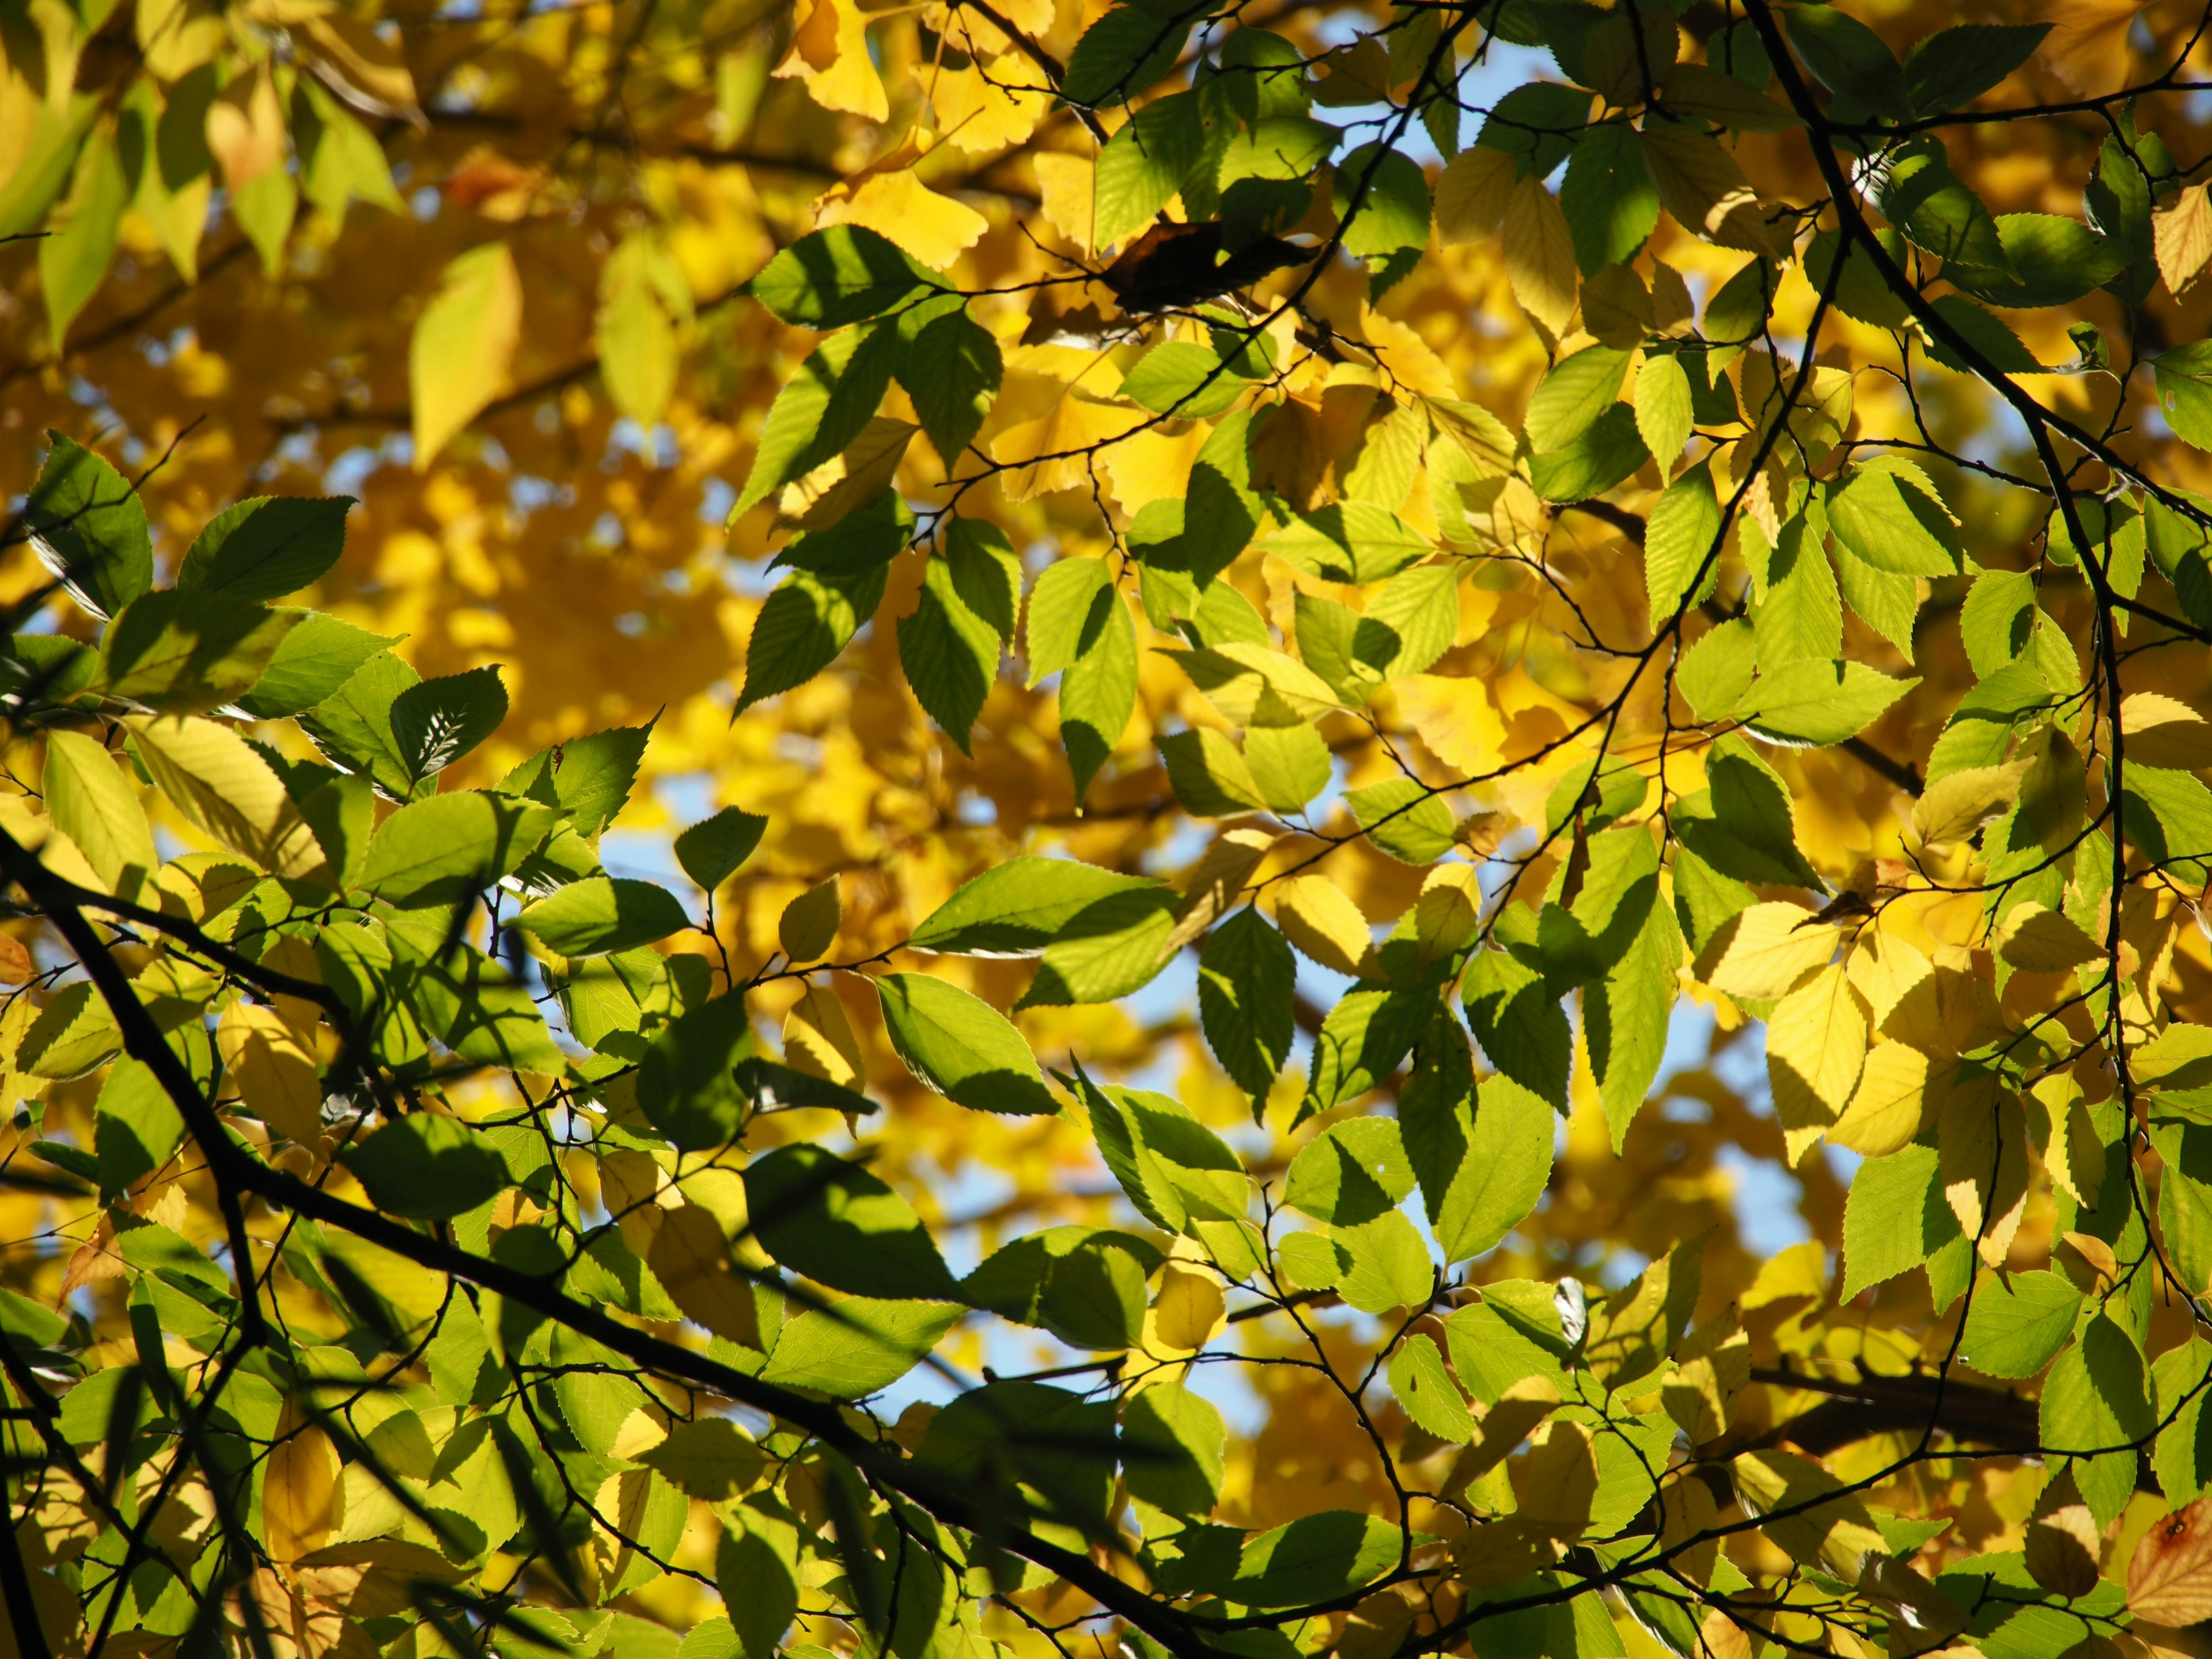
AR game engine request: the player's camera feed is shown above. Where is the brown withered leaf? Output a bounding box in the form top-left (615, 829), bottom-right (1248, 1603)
top-left (2129, 1497), bottom-right (2212, 1626)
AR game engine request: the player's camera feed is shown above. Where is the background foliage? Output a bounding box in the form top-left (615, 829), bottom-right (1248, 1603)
top-left (12, 0), bottom-right (2212, 1654)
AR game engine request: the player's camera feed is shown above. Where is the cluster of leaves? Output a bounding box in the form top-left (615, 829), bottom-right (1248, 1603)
top-left (21, 0), bottom-right (2212, 1656)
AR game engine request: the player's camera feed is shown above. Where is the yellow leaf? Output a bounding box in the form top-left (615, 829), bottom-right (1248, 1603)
top-left (219, 1003), bottom-right (325, 1147)
top-left (2038, 0), bottom-right (2141, 94)
top-left (1828, 1041), bottom-right (1927, 1157)
top-left (927, 54), bottom-right (1049, 154)
top-left (124, 715), bottom-right (328, 881)
top-left (647, 1204), bottom-right (764, 1347)
top-left (1765, 963), bottom-right (1866, 1164)
top-left (1433, 146), bottom-right (1514, 245)
top-left (780, 877), bottom-right (842, 963)
top-left (2032, 1073), bottom-right (2104, 1210)
top-left (1169, 642), bottom-right (1343, 727)
top-left (1995, 903), bottom-right (2100, 973)
top-left (2158, 186), bottom-right (2212, 301)
top-left (1143, 1261), bottom-right (1225, 1357)
top-left (1515, 1419), bottom-right (1598, 1539)
top-left (1581, 264), bottom-right (1652, 349)
top-left (1101, 423), bottom-right (1205, 513)
top-left (1693, 903), bottom-right (1836, 1002)
top-left (41, 729), bottom-right (154, 900)
top-left (1032, 151), bottom-right (1096, 255)
top-left (783, 982), bottom-right (864, 1086)
top-left (1273, 874), bottom-right (1375, 978)
top-left (300, 14), bottom-right (421, 119)
top-left (1361, 309), bottom-right (1456, 399)
top-left (264, 1412), bottom-right (342, 1561)
top-left (1460, 1374), bottom-right (1560, 1479)
top-left (1167, 826), bottom-right (1277, 955)
top-left (776, 416), bottom-right (919, 531)
top-left (1730, 1449), bottom-right (1885, 1581)
top-left (1639, 124), bottom-right (1756, 243)
top-left (1393, 672), bottom-right (1506, 775)
top-left (204, 63), bottom-right (285, 187)
top-left (992, 389), bottom-right (1149, 500)
top-left (1911, 762), bottom-right (2027, 847)
top-left (812, 132), bottom-right (987, 271)
top-left (774, 0), bottom-right (888, 120)
top-left (2122, 690), bottom-right (2212, 769)
top-left (1416, 864), bottom-right (1481, 964)
top-left (410, 243), bottom-right (522, 467)
top-left (1502, 175), bottom-right (1577, 338)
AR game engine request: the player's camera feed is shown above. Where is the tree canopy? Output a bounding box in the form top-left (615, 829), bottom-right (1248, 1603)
top-left (11, 0), bottom-right (2212, 1655)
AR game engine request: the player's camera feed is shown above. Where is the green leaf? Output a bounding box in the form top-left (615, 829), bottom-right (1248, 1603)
top-left (1093, 90), bottom-right (1207, 249)
top-left (898, 527), bottom-right (1016, 752)
top-left (1677, 732), bottom-right (1823, 887)
top-left (1335, 143), bottom-right (1430, 295)
top-left (1390, 1332), bottom-right (1474, 1442)
top-left (2155, 342), bottom-right (2212, 452)
top-left (2155, 1339), bottom-right (2212, 1502)
top-left (1244, 722), bottom-right (1331, 812)
top-left (1025, 556), bottom-right (1114, 683)
top-left (673, 808), bottom-right (768, 891)
top-left (1902, 22), bottom-right (2048, 115)
top-left (41, 126), bottom-right (126, 347)
top-left (178, 495), bottom-right (353, 601)
top-left (1347, 777), bottom-right (1455, 864)
top-left (914, 856), bottom-right (1162, 959)
top-left (637, 995), bottom-right (757, 1150)
top-left (1226, 1512), bottom-right (1400, 1608)
top-left (1123, 1382), bottom-right (1226, 1517)
top-left (876, 973), bottom-right (1055, 1115)
top-left (898, 306), bottom-right (1002, 468)
top-left (1947, 214), bottom-right (2126, 309)
top-left (1959, 1270), bottom-right (2081, 1378)
top-left (1475, 82), bottom-right (1588, 178)
top-left (1525, 346), bottom-right (1630, 454)
top-left (43, 728), bottom-right (155, 897)
top-left (24, 433), bottom-right (151, 623)
top-left (1463, 950), bottom-right (1570, 1107)
top-left (342, 1115), bottom-right (506, 1220)
top-left (91, 589), bottom-right (298, 714)
top-left (497, 721), bottom-right (655, 839)
top-left (1826, 466), bottom-right (1960, 577)
top-left (1080, 1073), bottom-right (1248, 1235)
top-left (1198, 907), bottom-right (1295, 1101)
top-left (1119, 340), bottom-right (1253, 421)
top-left (1262, 503), bottom-right (1432, 585)
top-left (94, 1058), bottom-right (184, 1199)
top-left (1740, 658), bottom-right (1917, 747)
top-left (1060, 588), bottom-right (1138, 804)
top-left (1018, 887), bottom-right (1179, 1007)
top-left (1644, 458), bottom-right (1721, 628)
top-left (738, 564), bottom-right (889, 712)
top-left (1062, 6), bottom-right (1195, 106)
top-left (733, 321), bottom-right (900, 519)
top-left (359, 790), bottom-right (557, 907)
top-left (1406, 1043), bottom-right (1556, 1263)
top-left (1923, 294), bottom-right (2041, 376)
top-left (1584, 833), bottom-right (1679, 1150)
top-left (388, 665), bottom-right (507, 790)
top-left (1804, 225), bottom-right (1911, 327)
top-left (1528, 403), bottom-right (1650, 503)
top-left (517, 876), bottom-right (689, 957)
top-left (404, 942), bottom-right (569, 1074)
top-left (1840, 1141), bottom-right (1960, 1301)
top-left (1160, 726), bottom-right (1267, 817)
top-left (1877, 143), bottom-right (2008, 271)
top-left (1304, 983), bottom-right (1435, 1120)
top-left (1958, 567), bottom-right (2036, 678)
top-left (298, 649), bottom-right (425, 800)
top-left (745, 225), bottom-right (937, 328)
top-left (2041, 1315), bottom-right (2154, 1528)
top-left (757, 1299), bottom-right (962, 1399)
top-left (744, 1145), bottom-right (959, 1299)
top-left (236, 612), bottom-right (399, 721)
top-left (1559, 123), bottom-right (1658, 275)
top-left (964, 1226), bottom-right (1158, 1349)
top-left (1783, 5), bottom-right (1906, 118)
top-left (1287, 1117), bottom-right (1414, 1225)
top-left (1676, 618), bottom-right (1755, 722)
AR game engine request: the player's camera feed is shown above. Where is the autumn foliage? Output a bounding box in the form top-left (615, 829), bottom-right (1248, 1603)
top-left (17, 0), bottom-right (2212, 1655)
